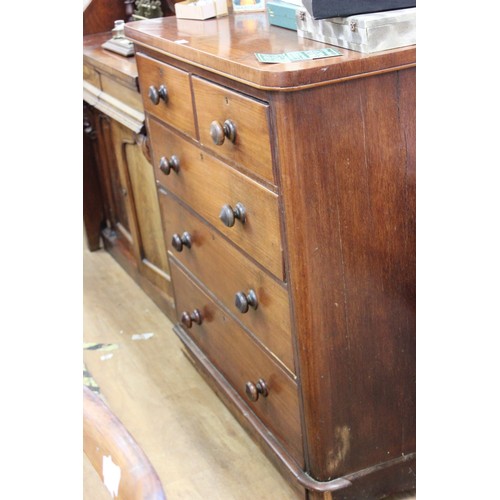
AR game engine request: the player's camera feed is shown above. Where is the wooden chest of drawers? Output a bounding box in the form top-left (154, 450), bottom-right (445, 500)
top-left (126, 14), bottom-right (416, 499)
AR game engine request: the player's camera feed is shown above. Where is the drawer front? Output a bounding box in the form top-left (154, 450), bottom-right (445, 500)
top-left (136, 53), bottom-right (196, 138)
top-left (83, 63), bottom-right (100, 88)
top-left (171, 261), bottom-right (303, 464)
top-left (149, 119), bottom-right (284, 280)
top-left (192, 76), bottom-right (274, 184)
top-left (160, 191), bottom-right (294, 375)
top-left (100, 74), bottom-right (143, 114)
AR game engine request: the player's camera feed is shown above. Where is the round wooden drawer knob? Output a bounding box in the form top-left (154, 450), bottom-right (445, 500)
top-left (159, 155), bottom-right (180, 175)
top-left (171, 232), bottom-right (192, 252)
top-left (235, 289), bottom-right (258, 314)
top-left (219, 202), bottom-right (246, 227)
top-left (245, 379), bottom-right (268, 402)
top-left (181, 309), bottom-right (202, 329)
top-left (210, 119), bottom-right (237, 145)
top-left (148, 84), bottom-right (168, 105)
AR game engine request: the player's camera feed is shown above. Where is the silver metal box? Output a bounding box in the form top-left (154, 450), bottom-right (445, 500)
top-left (296, 7), bottom-right (416, 53)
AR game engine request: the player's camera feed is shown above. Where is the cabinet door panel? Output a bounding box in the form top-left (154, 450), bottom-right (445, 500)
top-left (124, 134), bottom-right (172, 297)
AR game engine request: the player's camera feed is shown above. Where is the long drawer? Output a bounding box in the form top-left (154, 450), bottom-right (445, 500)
top-left (159, 191), bottom-right (294, 375)
top-left (149, 118), bottom-right (284, 280)
top-left (170, 260), bottom-right (303, 465)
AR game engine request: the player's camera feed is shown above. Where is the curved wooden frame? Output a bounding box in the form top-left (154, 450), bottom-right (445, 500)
top-left (83, 386), bottom-right (167, 500)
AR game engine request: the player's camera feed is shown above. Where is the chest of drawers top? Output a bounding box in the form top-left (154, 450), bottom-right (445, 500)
top-left (124, 14), bottom-right (415, 91)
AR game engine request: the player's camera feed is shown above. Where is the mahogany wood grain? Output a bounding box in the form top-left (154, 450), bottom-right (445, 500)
top-left (134, 45), bottom-right (272, 108)
top-left (124, 14), bottom-right (415, 91)
top-left (192, 76), bottom-right (274, 184)
top-left (83, 385), bottom-right (167, 500)
top-left (107, 118), bottom-right (176, 320)
top-left (83, 0), bottom-right (176, 36)
top-left (135, 53), bottom-right (196, 138)
top-left (84, 31), bottom-right (176, 321)
top-left (148, 119), bottom-right (284, 279)
top-left (84, 32), bottom-right (139, 89)
top-left (306, 455), bottom-right (415, 500)
top-left (170, 261), bottom-right (303, 465)
top-left (109, 119), bottom-right (140, 251)
top-left (273, 68), bottom-right (416, 482)
top-left (83, 103), bottom-right (105, 251)
top-left (84, 0), bottom-right (127, 36)
top-left (159, 190), bottom-right (294, 374)
top-left (94, 113), bottom-right (131, 238)
top-left (126, 14), bottom-right (415, 498)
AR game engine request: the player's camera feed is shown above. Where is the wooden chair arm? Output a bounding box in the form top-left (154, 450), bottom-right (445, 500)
top-left (83, 385), bottom-right (166, 499)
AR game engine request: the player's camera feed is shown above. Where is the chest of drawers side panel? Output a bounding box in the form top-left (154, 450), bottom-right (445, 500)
top-left (272, 68), bottom-right (416, 482)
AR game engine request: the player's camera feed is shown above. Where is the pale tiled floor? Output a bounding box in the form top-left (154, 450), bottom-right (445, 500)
top-left (83, 244), bottom-right (416, 499)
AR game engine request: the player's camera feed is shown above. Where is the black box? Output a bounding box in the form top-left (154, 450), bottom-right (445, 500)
top-left (301, 0), bottom-right (416, 19)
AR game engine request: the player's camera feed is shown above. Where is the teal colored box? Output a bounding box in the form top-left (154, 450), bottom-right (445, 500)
top-left (266, 1), bottom-right (300, 31)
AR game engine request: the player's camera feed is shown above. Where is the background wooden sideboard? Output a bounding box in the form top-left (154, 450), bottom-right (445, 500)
top-left (83, 31), bottom-right (176, 321)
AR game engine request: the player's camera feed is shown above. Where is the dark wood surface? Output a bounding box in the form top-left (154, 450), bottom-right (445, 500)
top-left (148, 118), bottom-right (284, 279)
top-left (84, 0), bottom-right (128, 36)
top-left (170, 260), bottom-right (304, 465)
top-left (124, 13), bottom-right (415, 90)
top-left (125, 14), bottom-right (415, 498)
top-left (136, 53), bottom-right (197, 137)
top-left (158, 190), bottom-right (294, 375)
top-left (95, 113), bottom-right (176, 321)
top-left (83, 30), bottom-right (176, 322)
top-left (192, 76), bottom-right (274, 184)
top-left (83, 0), bottom-right (176, 36)
top-left (83, 103), bottom-right (105, 251)
top-left (273, 68), bottom-right (416, 482)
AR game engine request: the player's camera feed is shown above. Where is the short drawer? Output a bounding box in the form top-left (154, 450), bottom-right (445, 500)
top-left (160, 191), bottom-right (294, 375)
top-left (192, 76), bottom-right (274, 184)
top-left (136, 53), bottom-right (196, 138)
top-left (149, 119), bottom-right (284, 280)
top-left (170, 261), bottom-right (303, 465)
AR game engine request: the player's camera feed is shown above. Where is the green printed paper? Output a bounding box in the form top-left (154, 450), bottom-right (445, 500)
top-left (255, 53), bottom-right (290, 63)
top-left (255, 47), bottom-right (341, 64)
